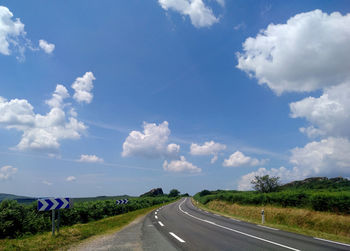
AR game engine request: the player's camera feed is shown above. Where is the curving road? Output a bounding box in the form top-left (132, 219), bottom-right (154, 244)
top-left (148, 198), bottom-right (350, 251)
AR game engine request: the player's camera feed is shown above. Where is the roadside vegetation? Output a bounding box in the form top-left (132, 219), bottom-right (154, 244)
top-left (0, 202), bottom-right (170, 251)
top-left (0, 195), bottom-right (176, 239)
top-left (193, 176), bottom-right (350, 243)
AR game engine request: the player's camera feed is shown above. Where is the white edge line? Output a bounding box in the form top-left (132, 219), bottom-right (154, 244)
top-left (155, 215), bottom-right (158, 219)
top-left (179, 198), bottom-right (300, 251)
top-left (158, 221), bottom-right (164, 227)
top-left (231, 218), bottom-right (241, 222)
top-left (169, 232), bottom-right (185, 243)
top-left (314, 237), bottom-right (350, 247)
top-left (258, 225), bottom-right (279, 231)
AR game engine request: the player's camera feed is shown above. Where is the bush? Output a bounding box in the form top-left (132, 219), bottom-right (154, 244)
top-left (0, 196), bottom-right (174, 239)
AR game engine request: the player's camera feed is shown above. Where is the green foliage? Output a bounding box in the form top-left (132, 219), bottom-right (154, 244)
top-left (0, 196), bottom-right (174, 239)
top-left (168, 189), bottom-right (180, 197)
top-left (194, 189), bottom-right (350, 214)
top-left (251, 175), bottom-right (280, 193)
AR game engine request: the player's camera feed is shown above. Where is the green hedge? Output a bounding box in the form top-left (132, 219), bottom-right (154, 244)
top-left (0, 196), bottom-right (174, 239)
top-left (194, 190), bottom-right (350, 214)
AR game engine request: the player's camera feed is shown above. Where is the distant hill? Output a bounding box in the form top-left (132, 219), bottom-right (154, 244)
top-left (140, 188), bottom-right (164, 197)
top-left (280, 177), bottom-right (350, 190)
top-left (0, 193), bottom-right (133, 204)
top-left (0, 193), bottom-right (37, 204)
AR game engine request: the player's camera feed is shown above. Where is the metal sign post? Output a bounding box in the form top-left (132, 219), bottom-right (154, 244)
top-left (52, 210), bottom-right (55, 236)
top-left (38, 198), bottom-right (72, 236)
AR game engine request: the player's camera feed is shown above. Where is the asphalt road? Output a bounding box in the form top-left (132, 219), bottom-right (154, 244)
top-left (148, 198), bottom-right (350, 251)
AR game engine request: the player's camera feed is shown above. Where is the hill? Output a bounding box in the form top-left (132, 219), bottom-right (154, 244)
top-left (280, 177), bottom-right (350, 191)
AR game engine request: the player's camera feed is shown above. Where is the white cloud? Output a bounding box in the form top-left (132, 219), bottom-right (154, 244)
top-left (290, 137), bottom-right (350, 177)
top-left (0, 73), bottom-right (93, 151)
top-left (163, 156), bottom-right (201, 173)
top-left (190, 141), bottom-right (226, 163)
top-left (237, 166), bottom-right (304, 191)
top-left (237, 10), bottom-right (350, 95)
top-left (0, 6), bottom-right (25, 56)
top-left (223, 151), bottom-right (266, 167)
top-left (39, 39), bottom-right (55, 54)
top-left (42, 180), bottom-right (52, 186)
top-left (122, 121), bottom-right (180, 158)
top-left (45, 84), bottom-right (69, 108)
top-left (0, 165), bottom-right (18, 180)
top-left (290, 83), bottom-right (350, 138)
top-left (72, 72), bottom-right (96, 104)
top-left (238, 137), bottom-right (350, 190)
top-left (158, 0), bottom-right (219, 28)
top-left (66, 176), bottom-right (76, 182)
top-left (215, 0), bottom-right (225, 7)
top-left (78, 154), bottom-right (104, 163)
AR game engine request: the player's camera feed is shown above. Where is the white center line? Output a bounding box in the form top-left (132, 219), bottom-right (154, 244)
top-left (169, 232), bottom-right (185, 243)
top-left (314, 237), bottom-right (350, 247)
top-left (155, 212), bottom-right (157, 215)
top-left (158, 221), bottom-right (164, 227)
top-left (179, 199), bottom-right (299, 251)
top-left (155, 215), bottom-right (158, 219)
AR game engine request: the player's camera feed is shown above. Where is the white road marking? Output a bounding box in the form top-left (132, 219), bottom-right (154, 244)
top-left (314, 237), bottom-right (350, 247)
top-left (214, 214), bottom-right (221, 217)
top-left (179, 199), bottom-right (300, 251)
top-left (231, 218), bottom-right (241, 222)
top-left (155, 215), bottom-right (158, 219)
top-left (158, 221), bottom-right (164, 227)
top-left (155, 212), bottom-right (157, 215)
top-left (169, 232), bottom-right (185, 243)
top-left (258, 225), bottom-right (279, 231)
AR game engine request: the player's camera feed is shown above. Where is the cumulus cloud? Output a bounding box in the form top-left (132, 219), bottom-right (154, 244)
top-left (237, 10), bottom-right (350, 95)
top-left (72, 72), bottom-right (95, 104)
top-left (66, 176), bottom-right (76, 182)
top-left (190, 140), bottom-right (226, 163)
top-left (0, 72), bottom-right (94, 151)
top-left (122, 121), bottom-right (180, 158)
top-left (78, 154), bottom-right (104, 163)
top-left (42, 180), bottom-right (52, 186)
top-left (163, 156), bottom-right (201, 173)
top-left (158, 0), bottom-right (219, 28)
top-left (0, 165), bottom-right (18, 180)
top-left (39, 39), bottom-right (55, 54)
top-left (223, 151), bottom-right (266, 167)
top-left (290, 137), bottom-right (350, 177)
top-left (290, 83), bottom-right (350, 138)
top-left (0, 6), bottom-right (25, 56)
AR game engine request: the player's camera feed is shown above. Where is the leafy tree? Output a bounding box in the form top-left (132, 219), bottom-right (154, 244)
top-left (251, 175), bottom-right (280, 193)
top-left (169, 189), bottom-right (180, 197)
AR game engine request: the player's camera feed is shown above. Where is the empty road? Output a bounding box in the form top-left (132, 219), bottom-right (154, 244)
top-left (148, 198), bottom-right (350, 251)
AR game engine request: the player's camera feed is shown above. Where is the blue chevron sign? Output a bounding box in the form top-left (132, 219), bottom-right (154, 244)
top-left (37, 198), bottom-right (72, 211)
top-left (116, 199), bottom-right (128, 205)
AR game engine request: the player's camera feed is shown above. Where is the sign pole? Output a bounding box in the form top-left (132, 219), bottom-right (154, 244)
top-left (52, 209), bottom-right (55, 236)
top-left (57, 210), bottom-right (60, 233)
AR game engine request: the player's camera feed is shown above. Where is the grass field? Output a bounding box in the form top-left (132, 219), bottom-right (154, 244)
top-left (0, 202), bottom-right (169, 251)
top-left (193, 199), bottom-right (350, 244)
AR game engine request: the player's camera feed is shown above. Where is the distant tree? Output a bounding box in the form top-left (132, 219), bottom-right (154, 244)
top-left (251, 175), bottom-right (280, 193)
top-left (169, 189), bottom-right (180, 197)
top-left (199, 189), bottom-right (211, 196)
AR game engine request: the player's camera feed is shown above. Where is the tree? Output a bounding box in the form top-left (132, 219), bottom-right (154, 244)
top-left (168, 189), bottom-right (180, 197)
top-left (251, 175), bottom-right (280, 193)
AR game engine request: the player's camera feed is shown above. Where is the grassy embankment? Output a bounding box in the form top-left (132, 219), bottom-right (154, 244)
top-left (0, 202), bottom-right (168, 251)
top-left (192, 180), bottom-right (350, 245)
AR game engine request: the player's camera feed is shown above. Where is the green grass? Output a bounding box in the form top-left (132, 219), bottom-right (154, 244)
top-left (192, 198), bottom-right (350, 244)
top-left (0, 202), bottom-right (171, 251)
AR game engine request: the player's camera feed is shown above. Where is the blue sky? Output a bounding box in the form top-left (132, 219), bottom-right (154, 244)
top-left (0, 0), bottom-right (350, 197)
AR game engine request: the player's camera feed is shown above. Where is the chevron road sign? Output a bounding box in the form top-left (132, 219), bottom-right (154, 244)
top-left (37, 198), bottom-right (72, 211)
top-left (116, 199), bottom-right (128, 204)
